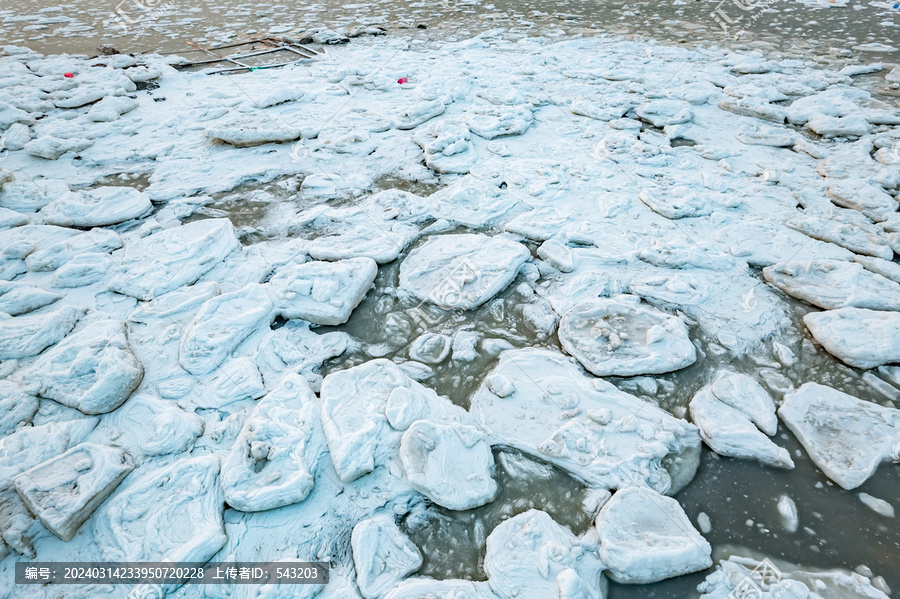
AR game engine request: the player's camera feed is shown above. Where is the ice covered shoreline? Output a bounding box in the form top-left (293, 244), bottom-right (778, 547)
top-left (0, 31), bottom-right (899, 598)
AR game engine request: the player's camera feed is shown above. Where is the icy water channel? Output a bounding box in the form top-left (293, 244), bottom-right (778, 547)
top-left (175, 175), bottom-right (900, 597)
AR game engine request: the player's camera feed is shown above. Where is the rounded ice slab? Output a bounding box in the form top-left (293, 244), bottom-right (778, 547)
top-left (179, 283), bottom-right (274, 375)
top-left (268, 256), bottom-right (377, 325)
top-left (595, 486), bottom-right (712, 584)
top-left (40, 187), bottom-right (151, 227)
top-left (351, 513), bottom-right (423, 599)
top-left (484, 509), bottom-right (606, 599)
top-left (469, 348), bottom-right (701, 494)
top-left (778, 383), bottom-right (900, 490)
top-left (12, 443), bottom-right (133, 541)
top-left (762, 260), bottom-right (900, 311)
top-left (690, 388), bottom-right (794, 469)
top-left (28, 319), bottom-right (143, 415)
top-left (222, 375), bottom-right (327, 512)
top-left (95, 456), bottom-right (227, 565)
top-left (558, 295), bottom-right (697, 377)
top-left (400, 420), bottom-right (498, 511)
top-left (399, 234), bottom-right (530, 310)
top-left (110, 218), bottom-right (240, 300)
top-left (803, 307), bottom-right (900, 369)
top-left (204, 120), bottom-right (302, 147)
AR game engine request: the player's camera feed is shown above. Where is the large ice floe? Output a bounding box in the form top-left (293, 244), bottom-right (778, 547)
top-left (1, 27), bottom-right (899, 598)
top-left (778, 383), bottom-right (900, 490)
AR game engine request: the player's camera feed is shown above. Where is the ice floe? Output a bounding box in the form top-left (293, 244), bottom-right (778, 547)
top-left (470, 348), bottom-right (701, 493)
top-left (803, 307), bottom-right (900, 369)
top-left (779, 383), bottom-right (900, 489)
top-left (484, 509), bottom-right (606, 598)
top-left (399, 234), bottom-right (530, 310)
top-left (596, 486), bottom-right (712, 584)
top-left (352, 513), bottom-right (423, 598)
top-left (399, 420), bottom-right (497, 510)
top-left (558, 295), bottom-right (697, 377)
top-left (763, 260), bottom-right (900, 310)
top-left (690, 388), bottom-right (794, 469)
top-left (12, 443), bottom-right (133, 541)
top-left (698, 555), bottom-right (889, 599)
top-left (109, 218), bottom-right (240, 300)
top-left (25, 319), bottom-right (142, 414)
top-left (40, 186), bottom-right (152, 227)
top-left (269, 256), bottom-right (377, 325)
top-left (222, 375), bottom-right (327, 512)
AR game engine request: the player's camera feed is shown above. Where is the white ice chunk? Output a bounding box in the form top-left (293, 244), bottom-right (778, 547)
top-left (596, 486), bottom-right (712, 584)
top-left (204, 119), bottom-right (302, 146)
top-left (25, 227), bottom-right (121, 271)
top-left (180, 283), bottom-right (274, 375)
top-left (827, 181), bottom-right (898, 223)
top-left (222, 374), bottom-right (326, 512)
top-left (0, 281), bottom-right (59, 315)
top-left (785, 214), bottom-right (893, 260)
top-left (351, 513), bottom-right (423, 599)
top-left (320, 358), bottom-right (471, 481)
top-left (103, 393), bottom-right (203, 458)
top-left (558, 295), bottom-right (697, 377)
top-left (0, 381), bottom-right (38, 436)
top-left (635, 100), bottom-right (693, 126)
top-left (41, 187), bottom-right (151, 227)
top-left (0, 305), bottom-right (83, 360)
top-left (465, 104), bottom-right (533, 139)
top-left (269, 257), bottom-right (377, 325)
top-left (698, 555), bottom-right (889, 599)
top-left (484, 509), bottom-right (606, 599)
top-left (470, 348), bottom-right (701, 494)
top-left (690, 387), bottom-right (793, 469)
top-left (709, 371), bottom-right (778, 436)
top-left (28, 319), bottom-right (143, 415)
top-left (95, 456), bottom-right (227, 567)
top-left (763, 260), bottom-right (900, 310)
top-left (777, 494), bottom-right (799, 533)
top-left (412, 120), bottom-right (477, 174)
top-left (396, 99), bottom-right (445, 130)
top-left (110, 218), bottom-right (240, 300)
top-left (804, 307), bottom-right (900, 369)
top-left (255, 320), bottom-right (350, 389)
top-left (399, 234), bottom-right (530, 310)
top-left (778, 383), bottom-right (900, 489)
top-left (400, 420), bottom-right (498, 510)
top-left (12, 443), bottom-right (133, 541)
top-left (858, 493), bottom-right (894, 518)
top-left (24, 136), bottom-right (92, 160)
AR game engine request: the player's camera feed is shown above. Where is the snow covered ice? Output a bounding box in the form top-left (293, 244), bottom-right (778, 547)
top-left (0, 24), bottom-right (899, 598)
